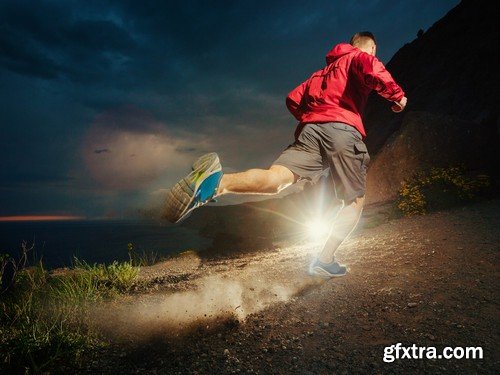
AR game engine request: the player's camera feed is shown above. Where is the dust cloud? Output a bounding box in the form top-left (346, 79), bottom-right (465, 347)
top-left (89, 247), bottom-right (322, 341)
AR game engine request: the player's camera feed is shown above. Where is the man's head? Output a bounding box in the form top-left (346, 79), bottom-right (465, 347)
top-left (350, 31), bottom-right (377, 56)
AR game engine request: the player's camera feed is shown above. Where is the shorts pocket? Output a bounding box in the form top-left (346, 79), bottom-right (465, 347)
top-left (354, 142), bottom-right (370, 170)
top-left (354, 142), bottom-right (367, 154)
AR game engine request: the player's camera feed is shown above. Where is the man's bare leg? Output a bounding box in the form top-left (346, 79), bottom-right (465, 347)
top-left (217, 165), bottom-right (296, 196)
top-left (318, 196), bottom-right (364, 264)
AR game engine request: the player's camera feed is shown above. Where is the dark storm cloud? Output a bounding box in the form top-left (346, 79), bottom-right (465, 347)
top-left (0, 33), bottom-right (59, 79)
top-left (0, 1), bottom-right (138, 83)
top-left (94, 149), bottom-right (110, 154)
top-left (0, 0), bottom-right (460, 216)
top-left (1, 1), bottom-right (459, 110)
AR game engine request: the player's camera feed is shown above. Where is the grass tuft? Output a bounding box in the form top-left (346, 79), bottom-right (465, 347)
top-left (0, 248), bottom-right (140, 373)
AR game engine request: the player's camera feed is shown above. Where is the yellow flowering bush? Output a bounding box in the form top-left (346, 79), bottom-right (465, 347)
top-left (397, 166), bottom-right (491, 216)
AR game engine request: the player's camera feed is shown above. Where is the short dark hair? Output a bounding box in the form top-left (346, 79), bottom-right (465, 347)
top-left (350, 31), bottom-right (376, 47)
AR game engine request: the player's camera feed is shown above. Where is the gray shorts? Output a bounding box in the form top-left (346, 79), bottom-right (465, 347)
top-left (272, 122), bottom-right (370, 204)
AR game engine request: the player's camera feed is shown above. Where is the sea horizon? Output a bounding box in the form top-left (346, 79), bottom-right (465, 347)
top-left (0, 218), bottom-right (212, 270)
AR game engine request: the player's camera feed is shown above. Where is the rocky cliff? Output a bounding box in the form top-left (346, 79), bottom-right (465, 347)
top-left (364, 0), bottom-right (499, 202)
top-left (364, 0), bottom-right (499, 154)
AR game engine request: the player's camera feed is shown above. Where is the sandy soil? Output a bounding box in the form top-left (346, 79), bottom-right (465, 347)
top-left (82, 199), bottom-right (499, 374)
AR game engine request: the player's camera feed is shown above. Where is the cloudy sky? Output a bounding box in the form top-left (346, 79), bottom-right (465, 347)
top-left (0, 0), bottom-right (459, 218)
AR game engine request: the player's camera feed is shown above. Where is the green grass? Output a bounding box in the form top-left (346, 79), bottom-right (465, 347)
top-left (0, 254), bottom-right (140, 373)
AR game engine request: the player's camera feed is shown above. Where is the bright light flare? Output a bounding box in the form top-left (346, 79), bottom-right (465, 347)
top-left (306, 219), bottom-right (331, 240)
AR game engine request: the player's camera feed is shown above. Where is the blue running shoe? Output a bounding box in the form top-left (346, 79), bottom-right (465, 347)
top-left (164, 153), bottom-right (223, 223)
top-left (308, 257), bottom-right (347, 278)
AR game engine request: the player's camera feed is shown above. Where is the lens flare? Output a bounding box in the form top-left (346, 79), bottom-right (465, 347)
top-left (306, 219), bottom-right (331, 240)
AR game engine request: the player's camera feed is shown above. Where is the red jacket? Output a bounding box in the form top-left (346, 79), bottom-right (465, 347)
top-left (286, 43), bottom-right (405, 137)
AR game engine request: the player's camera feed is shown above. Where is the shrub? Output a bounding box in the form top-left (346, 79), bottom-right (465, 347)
top-left (397, 166), bottom-right (491, 216)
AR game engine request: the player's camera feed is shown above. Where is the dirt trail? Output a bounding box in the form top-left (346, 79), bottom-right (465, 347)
top-left (84, 199), bottom-right (499, 374)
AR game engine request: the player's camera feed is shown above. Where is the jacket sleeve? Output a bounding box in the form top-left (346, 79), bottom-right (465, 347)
top-left (286, 80), bottom-right (307, 121)
top-left (354, 53), bottom-right (405, 102)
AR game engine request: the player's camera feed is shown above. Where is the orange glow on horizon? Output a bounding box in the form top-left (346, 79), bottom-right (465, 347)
top-left (0, 215), bottom-right (86, 222)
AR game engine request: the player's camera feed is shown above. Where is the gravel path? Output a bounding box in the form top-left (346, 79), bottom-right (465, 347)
top-left (83, 199), bottom-right (499, 374)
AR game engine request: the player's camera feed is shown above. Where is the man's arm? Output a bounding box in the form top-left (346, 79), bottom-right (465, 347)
top-left (354, 53), bottom-right (407, 111)
top-left (286, 80), bottom-right (307, 121)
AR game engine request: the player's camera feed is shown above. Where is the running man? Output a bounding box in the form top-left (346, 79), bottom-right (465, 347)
top-left (164, 32), bottom-right (407, 278)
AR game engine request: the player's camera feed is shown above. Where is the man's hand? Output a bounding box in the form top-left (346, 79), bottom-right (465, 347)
top-left (391, 96), bottom-right (407, 113)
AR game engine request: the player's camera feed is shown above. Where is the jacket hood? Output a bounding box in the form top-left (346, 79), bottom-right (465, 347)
top-left (325, 43), bottom-right (358, 64)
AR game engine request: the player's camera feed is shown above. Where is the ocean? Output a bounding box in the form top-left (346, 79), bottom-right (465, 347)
top-left (0, 220), bottom-right (212, 269)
